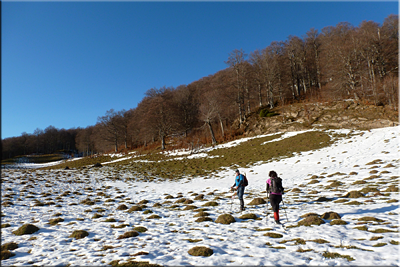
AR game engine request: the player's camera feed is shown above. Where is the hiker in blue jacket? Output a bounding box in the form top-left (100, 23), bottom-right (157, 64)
top-left (231, 169), bottom-right (245, 211)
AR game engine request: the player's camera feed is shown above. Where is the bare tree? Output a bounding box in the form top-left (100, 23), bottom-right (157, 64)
top-left (305, 28), bottom-right (322, 92)
top-left (20, 132), bottom-right (30, 155)
top-left (285, 35), bottom-right (310, 99)
top-left (321, 22), bottom-right (363, 99)
top-left (382, 73), bottom-right (398, 109)
top-left (142, 87), bottom-right (178, 150)
top-left (97, 109), bottom-right (124, 152)
top-left (380, 14), bottom-right (399, 77)
top-left (76, 126), bottom-right (96, 156)
top-left (43, 126), bottom-right (58, 154)
top-left (202, 69), bottom-right (235, 140)
top-left (249, 42), bottom-right (287, 109)
top-left (198, 91), bottom-right (218, 145)
top-left (33, 128), bottom-right (44, 154)
top-left (358, 21), bottom-right (383, 104)
top-left (173, 85), bottom-right (199, 137)
top-left (118, 109), bottom-right (131, 149)
top-left (268, 41), bottom-right (287, 105)
top-left (249, 50), bottom-right (265, 107)
top-left (262, 46), bottom-right (280, 108)
top-left (225, 49), bottom-right (248, 125)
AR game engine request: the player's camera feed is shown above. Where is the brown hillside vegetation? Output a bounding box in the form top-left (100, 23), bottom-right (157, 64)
top-left (2, 15), bottom-right (398, 161)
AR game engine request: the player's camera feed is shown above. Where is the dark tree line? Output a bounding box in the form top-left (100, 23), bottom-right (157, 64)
top-left (2, 16), bottom-right (398, 160)
top-left (2, 126), bottom-right (79, 159)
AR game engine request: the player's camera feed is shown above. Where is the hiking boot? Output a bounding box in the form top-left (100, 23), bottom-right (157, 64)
top-left (275, 220), bottom-right (281, 224)
top-left (241, 206), bottom-right (245, 211)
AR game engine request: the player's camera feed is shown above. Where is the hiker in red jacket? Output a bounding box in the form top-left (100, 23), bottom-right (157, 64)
top-left (266, 170), bottom-right (284, 224)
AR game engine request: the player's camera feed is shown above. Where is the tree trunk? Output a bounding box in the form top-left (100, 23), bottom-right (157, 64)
top-left (114, 130), bottom-right (118, 152)
top-left (289, 56), bottom-right (298, 99)
top-left (218, 113), bottom-right (225, 140)
top-left (277, 70), bottom-right (284, 103)
top-left (367, 56), bottom-right (378, 105)
top-left (245, 79), bottom-right (251, 114)
top-left (238, 90), bottom-right (244, 126)
top-left (314, 42), bottom-right (322, 91)
top-left (268, 81), bottom-right (274, 108)
top-left (160, 130), bottom-right (166, 150)
top-left (206, 121), bottom-right (217, 145)
top-left (124, 131), bottom-right (128, 149)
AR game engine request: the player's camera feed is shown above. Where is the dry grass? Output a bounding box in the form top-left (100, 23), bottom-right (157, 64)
top-left (297, 215), bottom-right (325, 226)
top-left (330, 219), bottom-right (348, 225)
top-left (195, 217), bottom-right (213, 222)
top-left (187, 246), bottom-right (213, 257)
top-left (1, 250), bottom-right (16, 260)
top-left (215, 214), bottom-right (236, 224)
top-left (38, 130), bottom-right (335, 181)
top-left (69, 230), bottom-right (89, 239)
top-left (12, 224), bottom-right (40, 236)
top-left (239, 213), bottom-right (258, 220)
top-left (322, 251), bottom-right (355, 261)
top-left (321, 212), bottom-right (341, 220)
top-left (248, 198), bottom-right (267, 205)
top-left (264, 232), bottom-right (283, 238)
top-left (117, 231), bottom-right (139, 239)
top-left (1, 242), bottom-right (18, 251)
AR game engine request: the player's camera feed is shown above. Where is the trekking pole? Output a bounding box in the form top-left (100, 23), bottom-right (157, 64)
top-left (266, 192), bottom-right (270, 221)
top-left (230, 194), bottom-right (234, 211)
top-left (230, 188), bottom-right (236, 212)
top-left (281, 199), bottom-right (289, 222)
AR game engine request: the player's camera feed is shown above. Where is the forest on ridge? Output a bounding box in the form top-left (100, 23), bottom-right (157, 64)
top-left (2, 15), bottom-right (398, 160)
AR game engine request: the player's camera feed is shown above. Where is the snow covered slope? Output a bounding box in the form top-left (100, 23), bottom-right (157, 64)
top-left (1, 126), bottom-right (399, 266)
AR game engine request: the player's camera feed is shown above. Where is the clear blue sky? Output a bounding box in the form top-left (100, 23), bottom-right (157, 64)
top-left (2, 1), bottom-right (398, 139)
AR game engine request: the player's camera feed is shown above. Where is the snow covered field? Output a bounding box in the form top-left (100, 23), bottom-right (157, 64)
top-left (1, 126), bottom-right (399, 266)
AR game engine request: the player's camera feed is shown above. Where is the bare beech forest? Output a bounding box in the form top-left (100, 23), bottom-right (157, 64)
top-left (2, 16), bottom-right (398, 160)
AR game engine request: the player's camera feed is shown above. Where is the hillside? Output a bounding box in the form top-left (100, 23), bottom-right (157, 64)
top-left (3, 100), bottom-right (398, 179)
top-left (242, 100), bottom-right (399, 137)
top-left (1, 123), bottom-right (399, 266)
